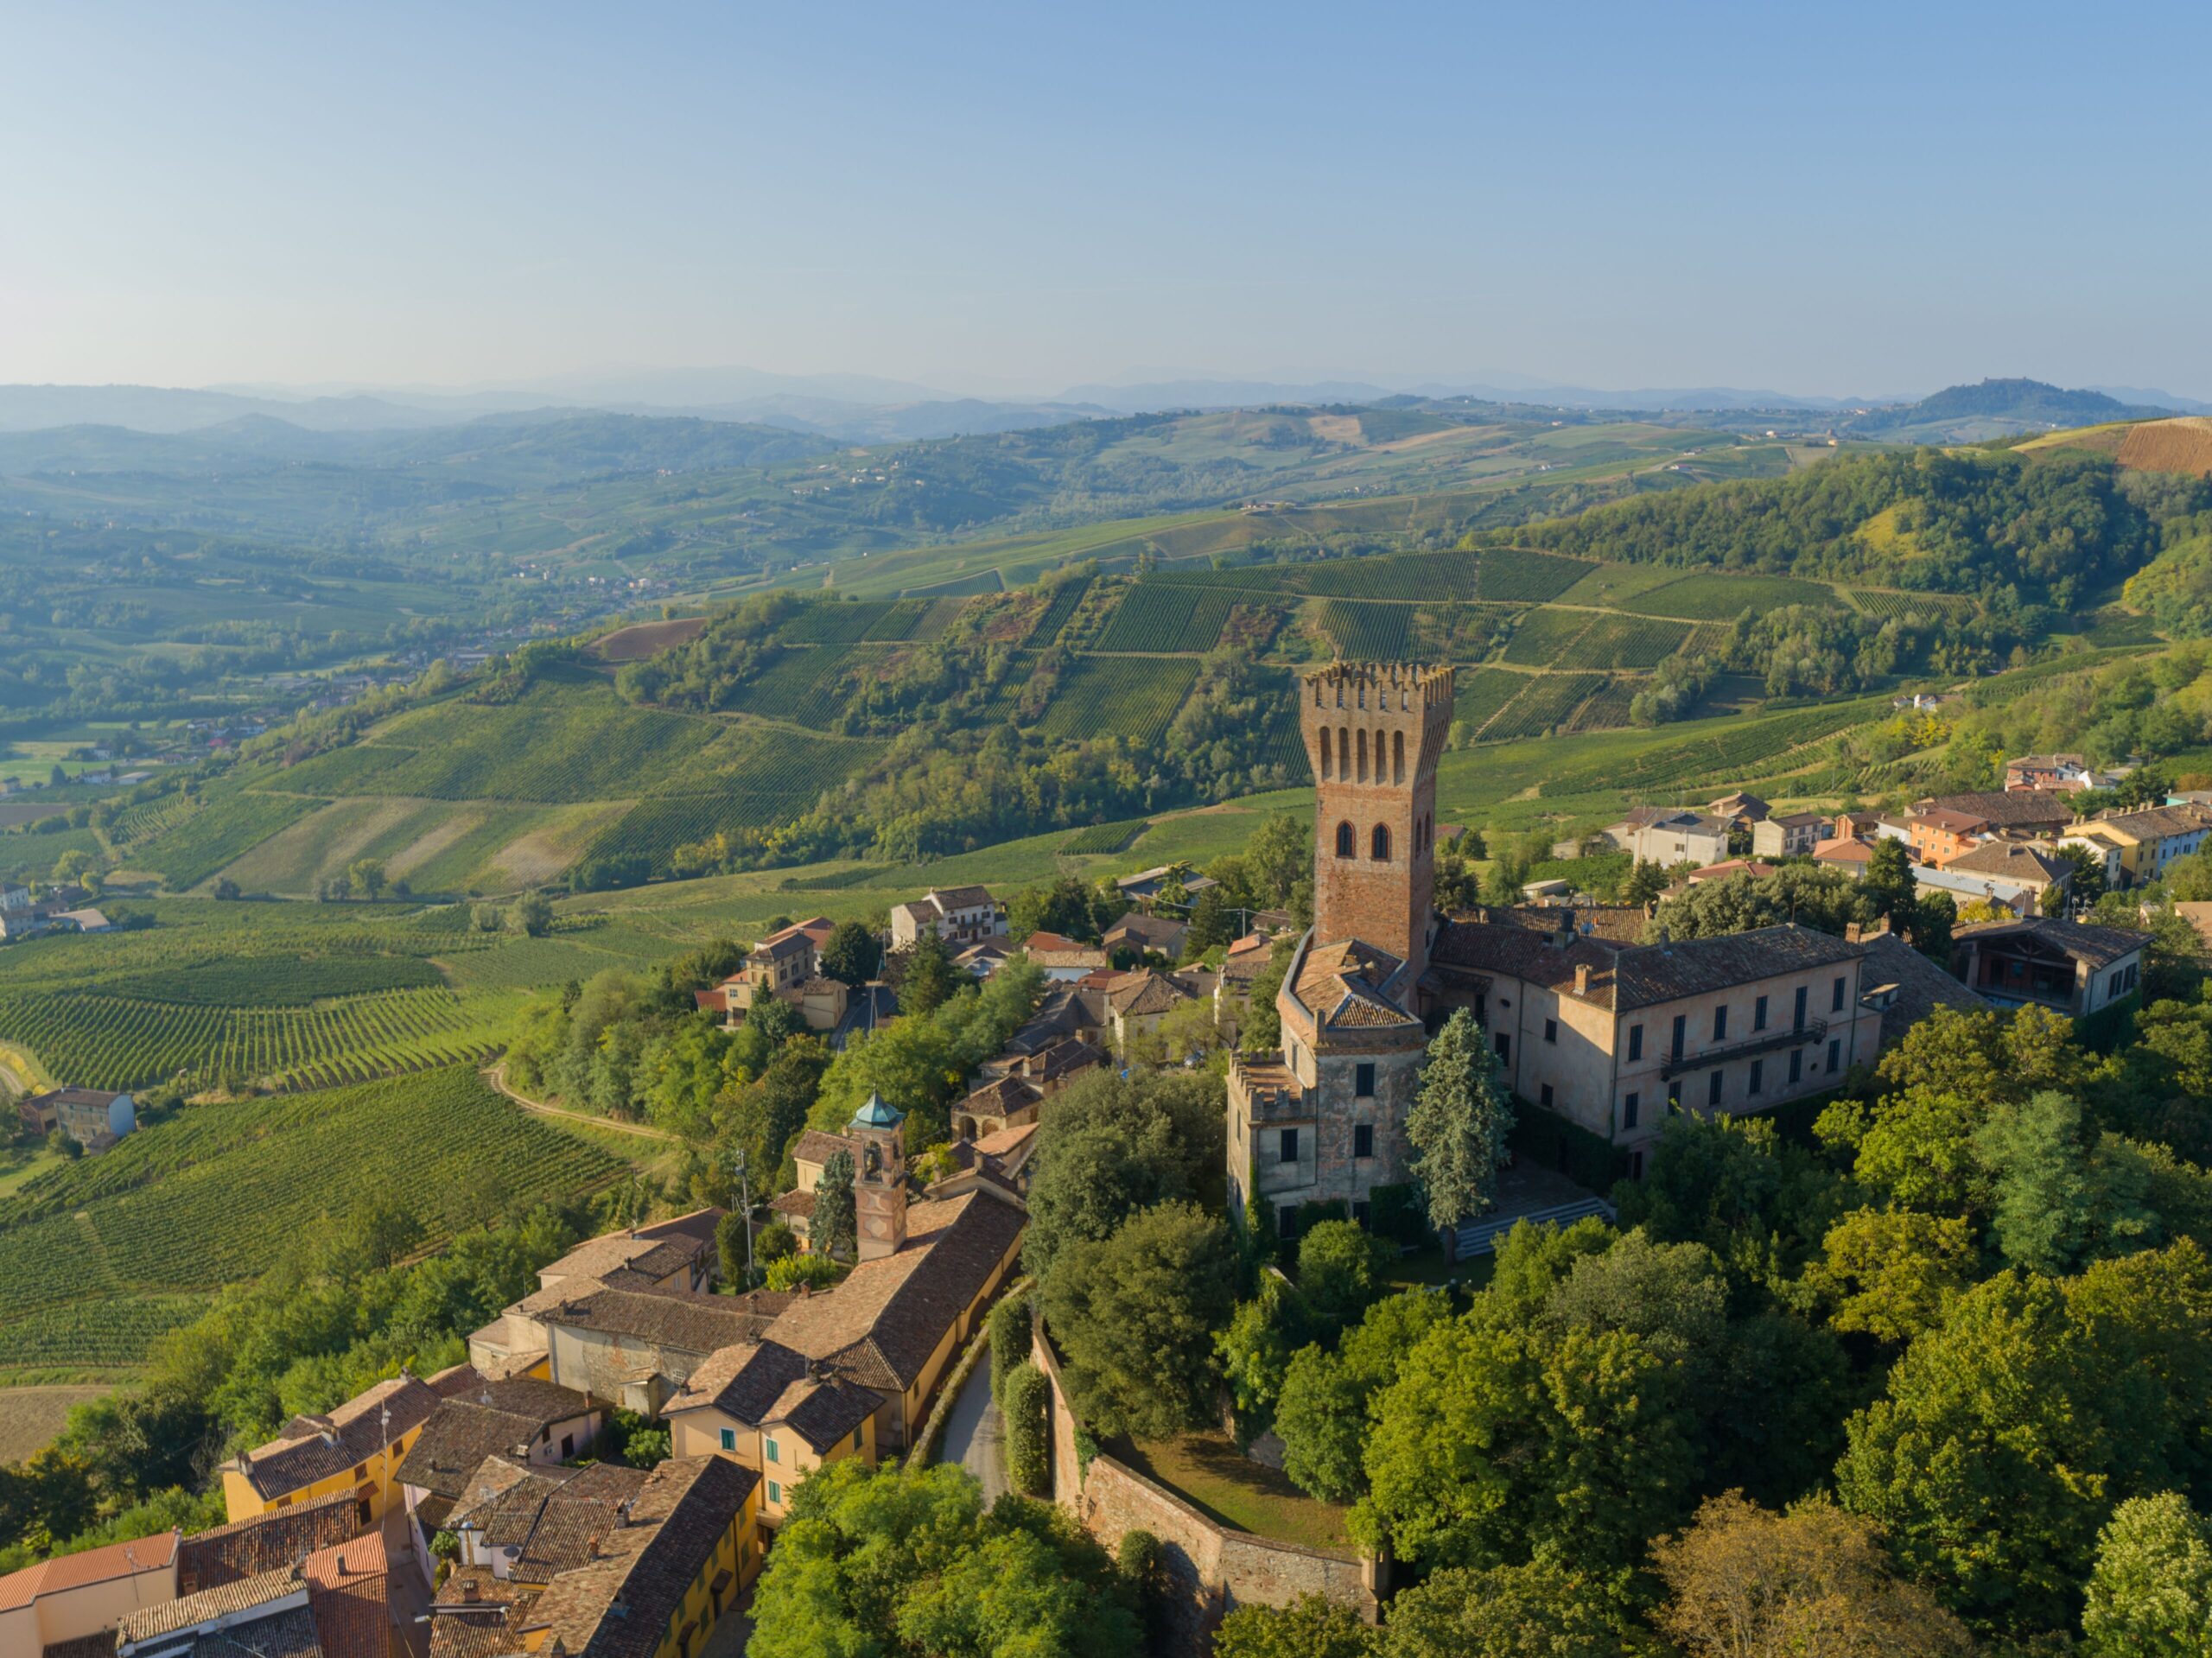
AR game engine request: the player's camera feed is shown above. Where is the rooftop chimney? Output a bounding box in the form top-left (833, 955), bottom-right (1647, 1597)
top-left (1573, 963), bottom-right (1591, 995)
top-left (460, 1579), bottom-right (480, 1604)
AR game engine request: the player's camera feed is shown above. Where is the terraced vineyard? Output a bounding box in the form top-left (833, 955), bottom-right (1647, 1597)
top-left (1032, 656), bottom-right (1202, 746)
top-left (1475, 549), bottom-right (1596, 602)
top-left (1556, 614), bottom-right (1694, 670)
top-left (1096, 584), bottom-right (1235, 653)
top-left (0, 984), bottom-right (522, 1092)
top-left (128, 789), bottom-right (327, 887)
top-left (1501, 608), bottom-right (1594, 665)
top-left (1618, 573), bottom-right (1846, 619)
top-left (0, 1068), bottom-right (627, 1373)
top-left (1451, 668), bottom-right (1529, 735)
top-left (1484, 672), bottom-right (1606, 740)
top-left (1319, 600), bottom-right (1414, 659)
top-left (1025, 577), bottom-right (1091, 646)
top-left (1059, 817), bottom-right (1148, 854)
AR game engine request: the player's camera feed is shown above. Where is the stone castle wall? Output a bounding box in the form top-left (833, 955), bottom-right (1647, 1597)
top-left (1031, 1327), bottom-right (1377, 1655)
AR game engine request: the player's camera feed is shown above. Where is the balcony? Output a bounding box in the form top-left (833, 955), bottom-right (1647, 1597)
top-left (1660, 1018), bottom-right (1827, 1081)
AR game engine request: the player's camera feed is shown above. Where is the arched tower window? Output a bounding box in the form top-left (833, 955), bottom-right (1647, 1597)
top-left (1371, 823), bottom-right (1390, 861)
top-left (1356, 728), bottom-right (1368, 783)
top-left (1336, 821), bottom-right (1355, 858)
top-left (1393, 730), bottom-right (1404, 784)
top-left (1319, 726), bottom-right (1332, 778)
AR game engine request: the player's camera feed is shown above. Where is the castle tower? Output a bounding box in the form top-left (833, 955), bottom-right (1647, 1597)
top-left (1300, 660), bottom-right (1454, 981)
top-left (849, 1091), bottom-right (908, 1261)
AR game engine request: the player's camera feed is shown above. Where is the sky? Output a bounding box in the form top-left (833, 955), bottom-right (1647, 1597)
top-left (4, 1), bottom-right (2210, 401)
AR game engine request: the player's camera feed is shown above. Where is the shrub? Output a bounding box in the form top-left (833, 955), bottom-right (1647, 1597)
top-left (987, 1290), bottom-right (1032, 1409)
top-left (1368, 1182), bottom-right (1427, 1246)
top-left (1002, 1360), bottom-right (1052, 1496)
top-left (765, 1252), bottom-right (842, 1292)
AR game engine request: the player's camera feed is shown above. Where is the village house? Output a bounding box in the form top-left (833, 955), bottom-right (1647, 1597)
top-left (0, 884), bottom-right (30, 913)
top-left (395, 1375), bottom-right (604, 1566)
top-left (108, 1534), bottom-right (398, 1658)
top-left (220, 1371), bottom-right (444, 1527)
top-left (2004, 753), bottom-right (2107, 792)
top-left (888, 886), bottom-right (1001, 949)
top-left (1906, 806), bottom-right (1992, 867)
top-left (1099, 968), bottom-right (1198, 1055)
top-left (1707, 791), bottom-right (1771, 828)
top-left (172, 1492), bottom-right (361, 1596)
top-left (498, 1100), bottom-right (1023, 1467)
top-left (537, 1210), bottom-right (723, 1299)
top-left (1604, 807), bottom-right (1732, 869)
top-left (502, 1454), bottom-right (759, 1658)
top-left (1018, 931), bottom-right (1110, 981)
top-left (439, 1460), bottom-right (645, 1585)
top-left (696, 919), bottom-right (848, 1034)
top-left (1911, 789), bottom-right (2076, 843)
top-left (1953, 918), bottom-right (2146, 1019)
top-left (1915, 840), bottom-right (2072, 917)
top-left (0, 1532), bottom-right (182, 1658)
top-left (1750, 811), bottom-right (1831, 859)
top-left (1102, 911), bottom-right (1186, 962)
top-left (1213, 931), bottom-right (1282, 1042)
top-left (2059, 804), bottom-right (2212, 889)
top-left (663, 1344), bottom-right (880, 1531)
top-left (1113, 865), bottom-right (1219, 909)
top-left (1811, 835), bottom-right (1873, 879)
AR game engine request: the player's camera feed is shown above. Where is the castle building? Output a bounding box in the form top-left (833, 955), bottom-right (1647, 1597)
top-left (1228, 659), bottom-right (1996, 1231)
top-left (1226, 663), bottom-right (1453, 1236)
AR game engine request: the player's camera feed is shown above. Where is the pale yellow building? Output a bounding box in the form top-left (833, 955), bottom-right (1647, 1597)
top-left (221, 1371), bottom-right (444, 1526)
top-left (0, 1530), bottom-right (179, 1658)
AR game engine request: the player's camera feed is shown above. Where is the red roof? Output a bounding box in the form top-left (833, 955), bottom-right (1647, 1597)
top-left (0, 1529), bottom-right (179, 1610)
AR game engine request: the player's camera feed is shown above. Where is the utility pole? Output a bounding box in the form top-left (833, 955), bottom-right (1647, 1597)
top-left (732, 1149), bottom-right (753, 1287)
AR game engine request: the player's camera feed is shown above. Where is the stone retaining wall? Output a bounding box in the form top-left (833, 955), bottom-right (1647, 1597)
top-left (1031, 1327), bottom-right (1377, 1654)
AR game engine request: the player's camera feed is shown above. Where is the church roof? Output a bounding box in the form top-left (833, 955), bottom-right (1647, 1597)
top-left (851, 1091), bottom-right (903, 1128)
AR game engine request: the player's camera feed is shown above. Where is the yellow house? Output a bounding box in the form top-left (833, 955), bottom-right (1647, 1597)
top-left (0, 1530), bottom-right (180, 1657)
top-left (510, 1455), bottom-right (760, 1658)
top-left (221, 1371), bottom-right (444, 1526)
top-left (664, 1340), bottom-right (880, 1528)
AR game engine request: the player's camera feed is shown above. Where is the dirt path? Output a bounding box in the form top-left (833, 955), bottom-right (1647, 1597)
top-left (481, 1062), bottom-right (682, 1142)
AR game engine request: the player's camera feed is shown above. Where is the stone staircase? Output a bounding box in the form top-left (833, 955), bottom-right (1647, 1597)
top-left (1453, 1195), bottom-right (1617, 1259)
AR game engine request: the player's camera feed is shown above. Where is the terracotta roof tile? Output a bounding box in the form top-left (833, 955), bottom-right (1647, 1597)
top-left (179, 1492), bottom-right (359, 1594)
top-left (0, 1531), bottom-right (180, 1613)
top-left (236, 1375), bottom-right (443, 1502)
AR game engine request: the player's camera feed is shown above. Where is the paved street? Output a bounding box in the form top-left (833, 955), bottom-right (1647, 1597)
top-left (938, 1350), bottom-right (1007, 1502)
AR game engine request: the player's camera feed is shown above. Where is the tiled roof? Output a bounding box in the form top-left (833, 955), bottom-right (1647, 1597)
top-left (927, 886), bottom-right (993, 909)
top-left (1293, 937), bottom-right (1419, 1031)
top-left (1914, 790), bottom-right (2075, 827)
top-left (1956, 917), bottom-right (2148, 968)
top-left (1610, 924), bottom-right (1864, 1012)
top-left (971, 1121), bottom-right (1038, 1160)
top-left (236, 1374), bottom-right (444, 1501)
top-left (760, 1373), bottom-right (879, 1452)
top-left (1942, 841), bottom-right (2068, 881)
top-left (1859, 934), bottom-right (1990, 1048)
top-left (1813, 837), bottom-right (1872, 864)
top-left (960, 1075), bottom-right (1041, 1119)
top-left (792, 1129), bottom-right (856, 1166)
top-left (2087, 804), bottom-right (2212, 841)
top-left (522, 1285), bottom-right (779, 1356)
top-left (1020, 931), bottom-right (1089, 954)
top-left (428, 1568), bottom-right (536, 1658)
top-left (20, 1087), bottom-right (126, 1112)
top-left (1018, 1039), bottom-right (1103, 1083)
top-left (118, 1565), bottom-right (302, 1643)
top-left (767, 1189), bottom-right (817, 1220)
top-left (0, 1530), bottom-right (179, 1612)
top-left (765, 1191), bottom-right (1025, 1390)
top-left (402, 1379), bottom-right (598, 1499)
top-left (301, 1535), bottom-right (390, 1658)
top-left (448, 1459), bottom-right (653, 1580)
top-left (1106, 970), bottom-right (1192, 1019)
top-left (517, 1458), bottom-right (755, 1658)
top-left (1911, 807), bottom-right (1989, 835)
top-left (1103, 912), bottom-right (1184, 949)
top-left (537, 1213), bottom-right (722, 1286)
top-left (179, 1491), bottom-right (359, 1593)
top-left (664, 1339), bottom-right (808, 1421)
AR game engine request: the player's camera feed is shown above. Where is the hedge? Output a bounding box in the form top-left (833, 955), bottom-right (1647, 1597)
top-left (1002, 1361), bottom-right (1052, 1496)
top-left (987, 1289), bottom-right (1032, 1411)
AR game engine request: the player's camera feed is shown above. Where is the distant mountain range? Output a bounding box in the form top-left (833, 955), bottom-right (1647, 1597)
top-left (1, 371), bottom-right (2204, 448)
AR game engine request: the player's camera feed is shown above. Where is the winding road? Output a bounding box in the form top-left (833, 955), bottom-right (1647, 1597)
top-left (938, 1348), bottom-right (1008, 1503)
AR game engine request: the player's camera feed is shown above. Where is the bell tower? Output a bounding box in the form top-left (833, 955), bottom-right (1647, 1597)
top-left (849, 1091), bottom-right (909, 1261)
top-left (1300, 661), bottom-right (1454, 979)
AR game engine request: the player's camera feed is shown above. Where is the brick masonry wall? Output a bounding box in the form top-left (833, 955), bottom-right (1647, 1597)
top-left (1031, 1327), bottom-right (1378, 1655)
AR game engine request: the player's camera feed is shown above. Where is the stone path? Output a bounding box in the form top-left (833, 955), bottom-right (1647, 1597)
top-left (939, 1348), bottom-right (1007, 1503)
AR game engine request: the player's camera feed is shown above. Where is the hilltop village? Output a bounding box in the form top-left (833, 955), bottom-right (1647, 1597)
top-left (2, 657), bottom-right (2205, 1658)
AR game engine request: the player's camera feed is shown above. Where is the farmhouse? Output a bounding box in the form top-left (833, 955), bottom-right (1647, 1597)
top-left (16, 1088), bottom-right (134, 1153)
top-left (889, 886), bottom-right (1001, 948)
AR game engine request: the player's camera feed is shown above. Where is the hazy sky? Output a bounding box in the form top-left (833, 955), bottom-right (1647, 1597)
top-left (6, 2), bottom-right (2209, 399)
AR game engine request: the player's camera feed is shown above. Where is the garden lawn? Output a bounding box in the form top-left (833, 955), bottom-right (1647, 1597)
top-left (1113, 1432), bottom-right (1353, 1553)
